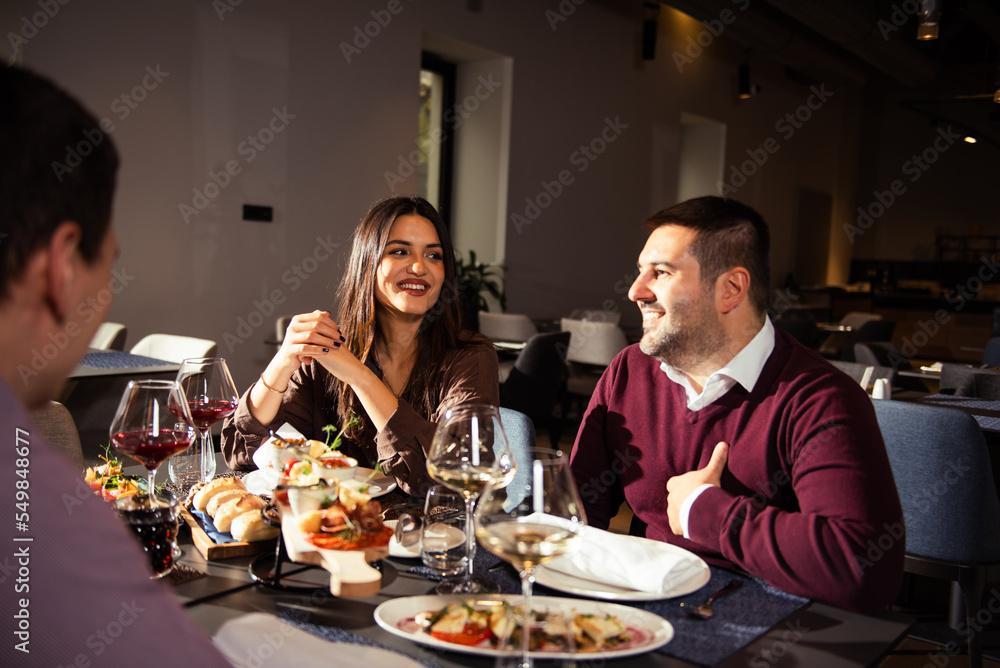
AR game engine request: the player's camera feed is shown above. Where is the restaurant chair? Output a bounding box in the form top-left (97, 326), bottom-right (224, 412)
top-left (275, 316), bottom-right (293, 344)
top-left (89, 322), bottom-right (127, 351)
top-left (499, 331), bottom-right (571, 447)
top-left (477, 312), bottom-right (537, 343)
top-left (28, 401), bottom-right (84, 470)
top-left (829, 360), bottom-right (894, 388)
top-left (854, 342), bottom-right (929, 393)
top-left (836, 319), bottom-right (896, 362)
top-left (498, 407), bottom-right (535, 502)
top-left (818, 311), bottom-right (882, 358)
top-left (560, 318), bottom-right (628, 419)
top-left (129, 334), bottom-right (218, 364)
top-left (982, 337), bottom-right (1000, 367)
top-left (567, 308), bottom-right (622, 325)
top-left (873, 400), bottom-right (1000, 668)
top-left (939, 364), bottom-right (1000, 396)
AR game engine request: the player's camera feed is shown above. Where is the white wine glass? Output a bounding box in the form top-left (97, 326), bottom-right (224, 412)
top-left (474, 448), bottom-right (586, 668)
top-left (426, 404), bottom-right (517, 595)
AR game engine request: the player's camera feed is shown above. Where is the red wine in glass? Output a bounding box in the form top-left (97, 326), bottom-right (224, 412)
top-left (169, 358), bottom-right (239, 488)
top-left (109, 380), bottom-right (196, 503)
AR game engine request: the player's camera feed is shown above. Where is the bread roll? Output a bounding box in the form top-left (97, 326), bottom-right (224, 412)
top-left (206, 489), bottom-right (246, 517)
top-left (192, 477), bottom-right (246, 511)
top-left (230, 511), bottom-right (279, 542)
top-left (215, 494), bottom-right (267, 533)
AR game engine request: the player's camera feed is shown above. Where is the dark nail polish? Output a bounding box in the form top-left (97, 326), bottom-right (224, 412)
top-left (339, 335), bottom-right (346, 343)
top-left (322, 348), bottom-right (330, 353)
top-left (333, 341), bottom-right (341, 348)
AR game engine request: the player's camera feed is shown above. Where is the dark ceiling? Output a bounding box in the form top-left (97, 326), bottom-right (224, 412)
top-left (649, 0), bottom-right (1000, 146)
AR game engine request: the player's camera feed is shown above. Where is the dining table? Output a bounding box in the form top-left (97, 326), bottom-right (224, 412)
top-left (153, 459), bottom-right (914, 667)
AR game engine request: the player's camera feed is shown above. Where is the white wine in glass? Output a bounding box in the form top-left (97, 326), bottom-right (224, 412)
top-left (426, 404), bottom-right (517, 595)
top-left (475, 448), bottom-right (585, 668)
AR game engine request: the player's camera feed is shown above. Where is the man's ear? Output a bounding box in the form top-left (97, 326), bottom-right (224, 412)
top-left (43, 222), bottom-right (83, 324)
top-left (716, 267), bottom-right (751, 314)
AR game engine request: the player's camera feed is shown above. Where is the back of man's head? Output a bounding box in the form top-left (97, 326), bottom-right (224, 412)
top-left (645, 196), bottom-right (771, 313)
top-left (0, 66), bottom-right (119, 299)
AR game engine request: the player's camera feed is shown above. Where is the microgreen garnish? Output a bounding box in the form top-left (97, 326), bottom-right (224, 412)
top-left (321, 413), bottom-right (361, 451)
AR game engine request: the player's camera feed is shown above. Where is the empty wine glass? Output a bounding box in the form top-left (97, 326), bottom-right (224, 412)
top-left (426, 404), bottom-right (517, 595)
top-left (475, 448), bottom-right (586, 668)
top-left (110, 380), bottom-right (197, 506)
top-left (168, 357), bottom-right (238, 489)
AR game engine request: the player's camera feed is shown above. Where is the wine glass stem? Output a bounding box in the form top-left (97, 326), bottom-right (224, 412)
top-left (200, 429), bottom-right (216, 482)
top-left (520, 567), bottom-right (535, 668)
top-left (147, 469), bottom-right (157, 500)
top-left (464, 496), bottom-right (476, 584)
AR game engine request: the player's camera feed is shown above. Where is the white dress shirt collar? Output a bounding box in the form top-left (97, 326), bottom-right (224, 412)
top-left (660, 317), bottom-right (775, 411)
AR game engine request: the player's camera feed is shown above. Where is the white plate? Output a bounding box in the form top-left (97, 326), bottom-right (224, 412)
top-left (374, 594), bottom-right (673, 659)
top-left (241, 468), bottom-right (397, 499)
top-left (387, 533), bottom-right (421, 559)
top-left (214, 612), bottom-right (425, 668)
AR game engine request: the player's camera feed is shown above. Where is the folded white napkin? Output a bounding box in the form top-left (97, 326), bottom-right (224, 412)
top-left (213, 613), bottom-right (418, 668)
top-left (542, 524), bottom-right (706, 596)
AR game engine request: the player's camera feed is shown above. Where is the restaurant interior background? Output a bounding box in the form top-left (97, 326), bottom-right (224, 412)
top-left (3, 0), bottom-right (999, 391)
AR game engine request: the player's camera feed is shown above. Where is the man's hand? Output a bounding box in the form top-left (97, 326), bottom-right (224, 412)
top-left (665, 442), bottom-right (729, 535)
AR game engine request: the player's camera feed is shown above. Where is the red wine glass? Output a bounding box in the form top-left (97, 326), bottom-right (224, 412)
top-left (110, 380), bottom-right (197, 505)
top-left (168, 357), bottom-right (239, 489)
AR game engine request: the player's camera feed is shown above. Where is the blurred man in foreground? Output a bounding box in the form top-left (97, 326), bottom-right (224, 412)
top-left (570, 196), bottom-right (904, 613)
top-left (0, 66), bottom-right (228, 665)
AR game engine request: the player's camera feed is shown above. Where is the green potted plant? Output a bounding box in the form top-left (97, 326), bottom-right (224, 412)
top-left (455, 250), bottom-right (506, 332)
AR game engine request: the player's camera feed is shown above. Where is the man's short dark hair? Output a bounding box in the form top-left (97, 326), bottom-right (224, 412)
top-left (0, 66), bottom-right (119, 297)
top-left (645, 196), bottom-right (771, 313)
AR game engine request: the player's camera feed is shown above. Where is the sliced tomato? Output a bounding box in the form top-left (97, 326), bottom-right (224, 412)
top-left (431, 624), bottom-right (491, 646)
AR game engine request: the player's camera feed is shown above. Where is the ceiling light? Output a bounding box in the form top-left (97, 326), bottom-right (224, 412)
top-left (918, 0), bottom-right (940, 40)
top-left (964, 135), bottom-right (977, 144)
top-left (994, 88), bottom-right (1000, 104)
top-left (738, 63), bottom-right (754, 99)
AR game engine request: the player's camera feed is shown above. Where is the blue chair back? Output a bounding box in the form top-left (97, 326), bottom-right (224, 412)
top-left (983, 336), bottom-right (1000, 367)
top-left (872, 400), bottom-right (1000, 563)
top-left (498, 407), bottom-right (536, 505)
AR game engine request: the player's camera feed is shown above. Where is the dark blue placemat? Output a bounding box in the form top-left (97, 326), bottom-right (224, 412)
top-left (410, 553), bottom-right (809, 667)
top-left (80, 350), bottom-right (173, 369)
top-left (190, 509), bottom-right (238, 544)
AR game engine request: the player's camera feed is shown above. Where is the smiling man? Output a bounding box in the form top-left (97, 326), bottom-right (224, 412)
top-left (569, 196), bottom-right (904, 613)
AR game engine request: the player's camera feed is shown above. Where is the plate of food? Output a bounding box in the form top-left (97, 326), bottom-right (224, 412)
top-left (374, 595), bottom-right (673, 659)
top-left (182, 477), bottom-right (279, 559)
top-left (242, 466), bottom-right (396, 499)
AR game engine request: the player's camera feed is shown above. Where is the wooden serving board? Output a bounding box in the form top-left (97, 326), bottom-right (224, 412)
top-left (278, 503), bottom-right (388, 597)
top-left (180, 507), bottom-right (276, 561)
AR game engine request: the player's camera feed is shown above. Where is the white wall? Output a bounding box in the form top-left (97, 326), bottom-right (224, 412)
top-left (9, 0), bottom-right (868, 390)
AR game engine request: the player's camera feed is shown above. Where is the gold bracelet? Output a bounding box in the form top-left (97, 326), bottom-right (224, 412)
top-left (259, 373), bottom-right (287, 394)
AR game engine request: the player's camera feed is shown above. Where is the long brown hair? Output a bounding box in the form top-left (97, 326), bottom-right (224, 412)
top-left (335, 195), bottom-right (468, 440)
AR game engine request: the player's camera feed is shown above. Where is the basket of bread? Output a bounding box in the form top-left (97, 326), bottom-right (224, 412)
top-left (183, 477), bottom-right (279, 559)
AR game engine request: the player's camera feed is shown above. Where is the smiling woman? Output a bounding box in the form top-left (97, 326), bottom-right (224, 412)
top-left (222, 195), bottom-right (500, 495)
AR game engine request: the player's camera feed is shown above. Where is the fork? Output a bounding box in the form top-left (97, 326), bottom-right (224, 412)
top-left (683, 579), bottom-right (744, 620)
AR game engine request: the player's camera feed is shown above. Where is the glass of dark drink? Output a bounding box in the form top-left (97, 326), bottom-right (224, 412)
top-left (115, 490), bottom-right (181, 578)
top-left (110, 380), bottom-right (197, 502)
top-left (168, 357), bottom-right (239, 490)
